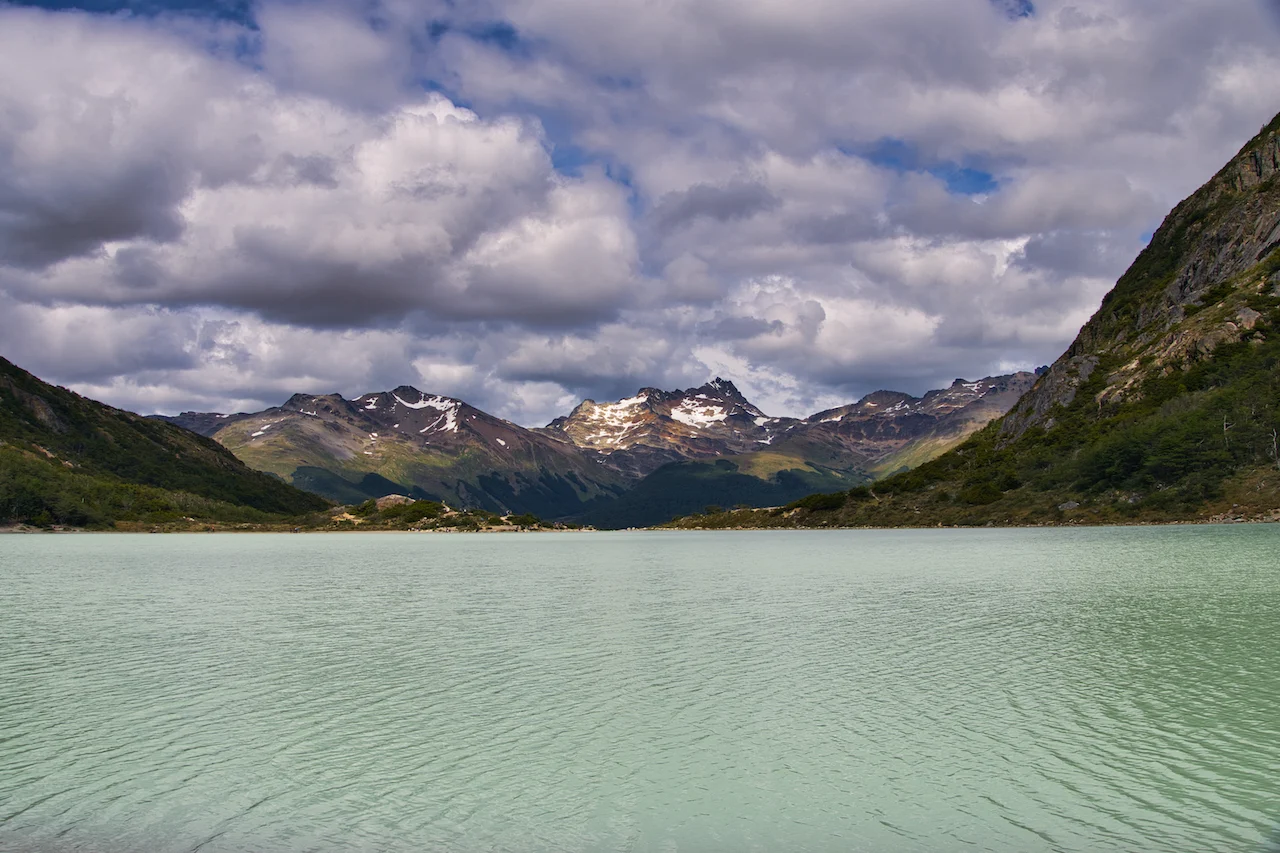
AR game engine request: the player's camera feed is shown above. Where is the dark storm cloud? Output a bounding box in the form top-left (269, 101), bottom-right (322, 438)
top-left (0, 10), bottom-right (639, 334)
top-left (0, 291), bottom-right (199, 382)
top-left (788, 211), bottom-right (885, 246)
top-left (0, 139), bottom-right (188, 268)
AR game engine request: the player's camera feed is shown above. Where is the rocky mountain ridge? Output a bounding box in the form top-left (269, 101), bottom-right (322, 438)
top-left (1002, 113), bottom-right (1280, 439)
top-left (159, 370), bottom-right (1035, 523)
top-left (161, 384), bottom-right (627, 516)
top-left (541, 378), bottom-right (788, 478)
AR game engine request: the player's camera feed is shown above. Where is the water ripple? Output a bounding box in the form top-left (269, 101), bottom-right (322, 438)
top-left (1, 527), bottom-right (1278, 852)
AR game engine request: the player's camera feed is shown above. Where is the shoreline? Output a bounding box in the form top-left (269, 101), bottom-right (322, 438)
top-left (0, 523), bottom-right (602, 534)
top-left (5, 516), bottom-right (1278, 534)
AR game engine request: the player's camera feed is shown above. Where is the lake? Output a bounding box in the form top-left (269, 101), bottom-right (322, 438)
top-left (1, 527), bottom-right (1278, 852)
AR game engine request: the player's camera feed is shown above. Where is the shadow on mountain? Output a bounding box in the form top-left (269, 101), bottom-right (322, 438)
top-left (575, 458), bottom-right (854, 529)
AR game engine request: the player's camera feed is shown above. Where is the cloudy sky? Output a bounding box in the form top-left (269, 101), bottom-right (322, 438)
top-left (2, 0), bottom-right (1279, 424)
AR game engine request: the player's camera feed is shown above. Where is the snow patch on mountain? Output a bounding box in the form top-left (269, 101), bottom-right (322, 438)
top-left (419, 407), bottom-right (458, 433)
top-left (670, 401), bottom-right (728, 428)
top-left (570, 395), bottom-right (652, 447)
top-left (394, 392), bottom-right (457, 412)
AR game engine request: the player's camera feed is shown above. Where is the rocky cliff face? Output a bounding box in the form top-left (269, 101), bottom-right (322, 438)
top-left (541, 378), bottom-right (794, 478)
top-left (1002, 113), bottom-right (1280, 438)
top-left (546, 373), bottom-right (1037, 480)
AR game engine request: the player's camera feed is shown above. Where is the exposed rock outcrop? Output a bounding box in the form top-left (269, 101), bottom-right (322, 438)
top-left (1001, 114), bottom-right (1280, 439)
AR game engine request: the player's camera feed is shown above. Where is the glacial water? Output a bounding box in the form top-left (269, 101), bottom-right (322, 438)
top-left (1, 527), bottom-right (1278, 852)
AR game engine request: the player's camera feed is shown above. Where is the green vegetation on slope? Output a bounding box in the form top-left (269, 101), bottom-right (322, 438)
top-left (0, 357), bottom-right (329, 527)
top-left (290, 466), bottom-right (441, 505)
top-left (0, 445), bottom-right (325, 529)
top-left (670, 277), bottom-right (1280, 529)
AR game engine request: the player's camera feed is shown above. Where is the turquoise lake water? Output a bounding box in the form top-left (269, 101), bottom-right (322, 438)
top-left (1, 527), bottom-right (1278, 852)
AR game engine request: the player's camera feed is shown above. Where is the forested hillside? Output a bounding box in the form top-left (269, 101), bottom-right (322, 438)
top-left (1, 358), bottom-right (329, 527)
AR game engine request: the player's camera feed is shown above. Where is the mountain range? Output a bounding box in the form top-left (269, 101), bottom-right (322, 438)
top-left (156, 372), bottom-right (1037, 526)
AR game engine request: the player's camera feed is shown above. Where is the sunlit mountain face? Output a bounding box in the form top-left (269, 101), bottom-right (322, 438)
top-left (153, 371), bottom-right (1034, 524)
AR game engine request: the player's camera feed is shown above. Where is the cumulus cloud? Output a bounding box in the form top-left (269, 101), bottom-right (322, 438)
top-left (0, 7), bottom-right (638, 331)
top-left (2, 0), bottom-right (1280, 424)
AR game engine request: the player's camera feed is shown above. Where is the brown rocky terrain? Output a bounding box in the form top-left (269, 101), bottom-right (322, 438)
top-left (159, 372), bottom-right (1034, 525)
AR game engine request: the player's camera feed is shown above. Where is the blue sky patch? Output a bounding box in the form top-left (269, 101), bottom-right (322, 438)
top-left (537, 110), bottom-right (596, 176)
top-left (929, 165), bottom-right (998, 196)
top-left (859, 138), bottom-right (998, 196)
top-left (993, 0), bottom-right (1034, 19)
top-left (11, 0), bottom-right (252, 23)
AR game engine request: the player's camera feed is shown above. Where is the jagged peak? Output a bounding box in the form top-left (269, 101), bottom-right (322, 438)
top-left (391, 384), bottom-right (425, 399)
top-left (690, 376), bottom-right (745, 399)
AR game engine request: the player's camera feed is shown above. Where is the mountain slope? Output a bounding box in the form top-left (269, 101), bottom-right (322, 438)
top-left (770, 373), bottom-right (1038, 477)
top-left (546, 374), bottom-right (1033, 476)
top-left (0, 357), bottom-right (329, 526)
top-left (669, 112), bottom-right (1280, 529)
top-left (575, 457), bottom-right (854, 529)
top-left (160, 374), bottom-right (1034, 525)
top-left (541, 378), bottom-right (791, 478)
top-left (563, 374), bottom-right (1036, 527)
top-left (161, 386), bottom-right (627, 516)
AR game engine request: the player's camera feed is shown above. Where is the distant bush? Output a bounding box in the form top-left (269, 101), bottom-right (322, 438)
top-left (846, 485), bottom-right (873, 502)
top-left (401, 500), bottom-right (444, 523)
